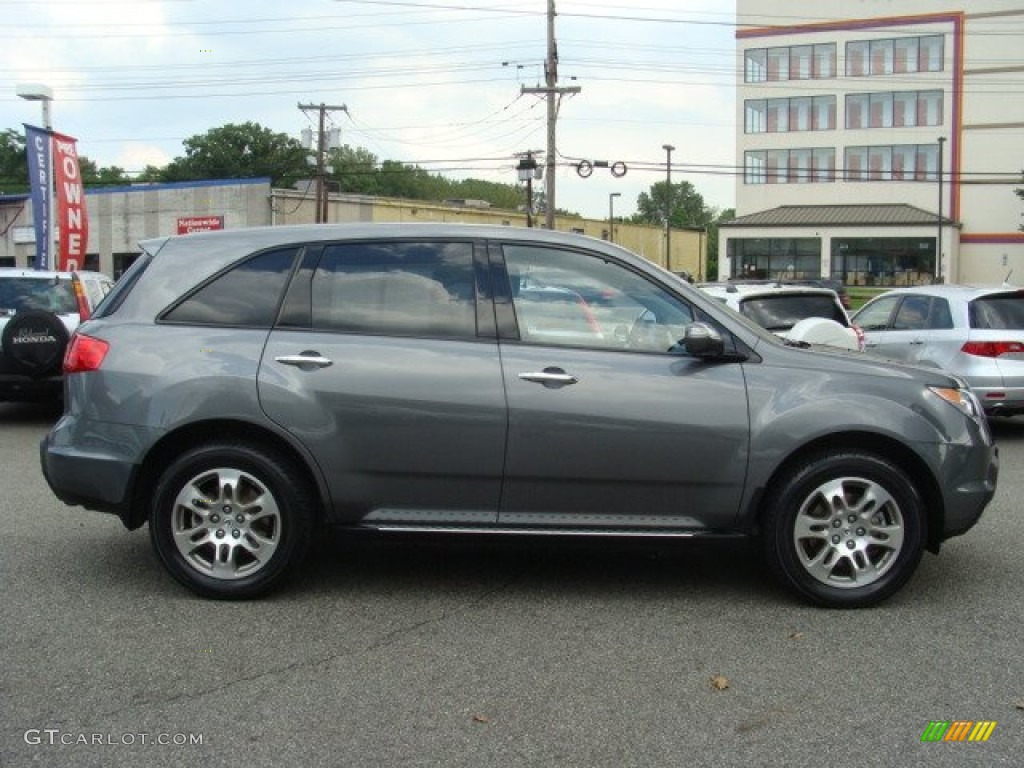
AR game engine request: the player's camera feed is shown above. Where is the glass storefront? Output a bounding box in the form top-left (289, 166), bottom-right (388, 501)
top-left (830, 237), bottom-right (936, 286)
top-left (727, 236), bottom-right (938, 286)
top-left (728, 237), bottom-right (822, 279)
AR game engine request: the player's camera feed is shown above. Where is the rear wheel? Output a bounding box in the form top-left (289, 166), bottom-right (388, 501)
top-left (762, 451), bottom-right (926, 608)
top-left (149, 443), bottom-right (314, 599)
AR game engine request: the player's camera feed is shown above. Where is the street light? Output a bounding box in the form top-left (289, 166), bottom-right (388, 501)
top-left (516, 151), bottom-right (540, 228)
top-left (662, 144), bottom-right (675, 270)
top-left (608, 192), bottom-right (621, 242)
top-left (17, 83), bottom-right (54, 271)
top-left (936, 136), bottom-right (946, 283)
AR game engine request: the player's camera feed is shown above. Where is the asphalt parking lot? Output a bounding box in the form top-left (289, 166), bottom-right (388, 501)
top-left (1, 401), bottom-right (1022, 768)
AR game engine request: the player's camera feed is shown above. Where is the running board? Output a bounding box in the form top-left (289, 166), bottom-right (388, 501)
top-left (365, 524), bottom-right (705, 538)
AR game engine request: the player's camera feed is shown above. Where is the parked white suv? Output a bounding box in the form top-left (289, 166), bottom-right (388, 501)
top-left (0, 268), bottom-right (114, 402)
top-left (698, 281), bottom-right (863, 351)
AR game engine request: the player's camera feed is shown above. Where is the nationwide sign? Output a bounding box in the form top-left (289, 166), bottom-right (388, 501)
top-left (177, 216), bottom-right (224, 235)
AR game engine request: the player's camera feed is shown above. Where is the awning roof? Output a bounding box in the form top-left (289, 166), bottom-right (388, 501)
top-left (721, 204), bottom-right (955, 228)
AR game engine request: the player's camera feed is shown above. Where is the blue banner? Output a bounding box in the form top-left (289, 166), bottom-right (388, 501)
top-left (24, 123), bottom-right (52, 271)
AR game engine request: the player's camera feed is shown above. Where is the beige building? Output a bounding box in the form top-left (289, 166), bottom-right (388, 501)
top-left (1, 178), bottom-right (705, 279)
top-left (724, 1), bottom-right (1024, 286)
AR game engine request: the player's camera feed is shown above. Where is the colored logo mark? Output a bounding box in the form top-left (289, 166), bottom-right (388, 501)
top-left (921, 720), bottom-right (996, 742)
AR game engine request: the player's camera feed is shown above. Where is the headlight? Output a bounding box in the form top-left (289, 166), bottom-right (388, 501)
top-left (929, 385), bottom-right (982, 421)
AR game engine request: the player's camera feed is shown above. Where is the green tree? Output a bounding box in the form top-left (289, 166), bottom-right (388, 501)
top-left (1016, 182), bottom-right (1023, 231)
top-left (327, 144), bottom-right (383, 195)
top-left (0, 128), bottom-right (27, 192)
top-left (633, 180), bottom-right (711, 229)
top-left (162, 122), bottom-right (308, 186)
top-left (78, 156), bottom-right (130, 186)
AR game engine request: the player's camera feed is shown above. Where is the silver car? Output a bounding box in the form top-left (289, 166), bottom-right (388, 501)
top-left (40, 224), bottom-right (998, 607)
top-left (852, 284), bottom-right (1024, 417)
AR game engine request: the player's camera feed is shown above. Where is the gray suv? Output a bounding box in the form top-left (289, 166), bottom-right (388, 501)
top-left (40, 224), bottom-right (998, 607)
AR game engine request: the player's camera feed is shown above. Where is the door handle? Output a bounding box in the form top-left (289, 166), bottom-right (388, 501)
top-left (275, 352), bottom-right (333, 369)
top-left (518, 368), bottom-right (578, 387)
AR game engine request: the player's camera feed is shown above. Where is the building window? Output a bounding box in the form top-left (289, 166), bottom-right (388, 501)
top-left (745, 96), bottom-right (835, 133)
top-left (847, 91), bottom-right (943, 129)
top-left (831, 237), bottom-right (936, 287)
top-left (847, 41), bottom-right (869, 77)
top-left (745, 149), bottom-right (836, 185)
top-left (745, 49), bottom-right (767, 82)
top-left (745, 100), bottom-right (767, 133)
top-left (730, 238), bottom-right (823, 280)
top-left (767, 48), bottom-right (789, 81)
top-left (845, 144), bottom-right (940, 182)
top-left (814, 44), bottom-right (836, 78)
top-left (744, 152), bottom-right (766, 184)
top-left (790, 45), bottom-right (813, 79)
top-left (812, 148), bottom-right (836, 182)
top-left (744, 43), bottom-right (836, 83)
top-left (894, 38), bottom-right (919, 73)
top-left (846, 35), bottom-right (944, 77)
top-left (920, 35), bottom-right (944, 71)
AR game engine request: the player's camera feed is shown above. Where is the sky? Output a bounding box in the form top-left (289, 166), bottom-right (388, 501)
top-left (2, 0), bottom-right (739, 221)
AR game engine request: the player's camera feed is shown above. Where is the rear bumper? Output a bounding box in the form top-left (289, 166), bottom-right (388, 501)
top-left (971, 385), bottom-right (1024, 416)
top-left (39, 415), bottom-right (157, 528)
top-left (0, 373), bottom-right (62, 402)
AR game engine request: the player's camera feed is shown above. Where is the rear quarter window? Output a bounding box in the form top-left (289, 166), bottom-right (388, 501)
top-left (162, 247), bottom-right (299, 327)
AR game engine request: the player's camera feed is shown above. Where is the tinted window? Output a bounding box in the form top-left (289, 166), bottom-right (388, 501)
top-left (0, 277), bottom-right (77, 314)
top-left (502, 245), bottom-right (699, 352)
top-left (892, 295), bottom-right (931, 331)
top-left (927, 297), bottom-right (953, 329)
top-left (311, 241), bottom-right (476, 339)
top-left (740, 294), bottom-right (846, 330)
top-left (970, 293), bottom-right (1024, 330)
top-left (163, 247), bottom-right (298, 327)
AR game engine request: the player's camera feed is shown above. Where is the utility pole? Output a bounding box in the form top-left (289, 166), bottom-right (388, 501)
top-left (521, 0), bottom-right (580, 229)
top-left (298, 102), bottom-right (347, 223)
top-left (663, 144), bottom-right (675, 271)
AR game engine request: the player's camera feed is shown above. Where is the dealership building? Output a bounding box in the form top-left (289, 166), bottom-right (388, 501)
top-left (0, 178), bottom-right (705, 279)
top-left (722, 0), bottom-right (1024, 286)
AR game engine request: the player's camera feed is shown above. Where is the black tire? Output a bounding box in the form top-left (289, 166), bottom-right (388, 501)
top-left (1, 310), bottom-right (70, 376)
top-left (761, 450), bottom-right (926, 608)
top-left (149, 443), bottom-right (314, 599)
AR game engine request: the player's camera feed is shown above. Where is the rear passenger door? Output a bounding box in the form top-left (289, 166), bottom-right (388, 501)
top-left (258, 239), bottom-right (507, 525)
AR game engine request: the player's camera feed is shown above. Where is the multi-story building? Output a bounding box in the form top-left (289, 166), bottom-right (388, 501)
top-left (722, 1), bottom-right (1024, 287)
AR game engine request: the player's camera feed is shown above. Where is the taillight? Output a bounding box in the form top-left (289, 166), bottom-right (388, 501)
top-left (961, 341), bottom-right (1024, 358)
top-left (64, 333), bottom-right (109, 373)
top-left (72, 277), bottom-right (91, 320)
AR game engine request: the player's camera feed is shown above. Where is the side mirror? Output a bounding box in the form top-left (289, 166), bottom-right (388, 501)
top-left (681, 322), bottom-right (724, 358)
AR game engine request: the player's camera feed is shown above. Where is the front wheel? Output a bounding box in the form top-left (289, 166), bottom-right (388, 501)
top-left (149, 443), bottom-right (314, 599)
top-left (762, 451), bottom-right (927, 608)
